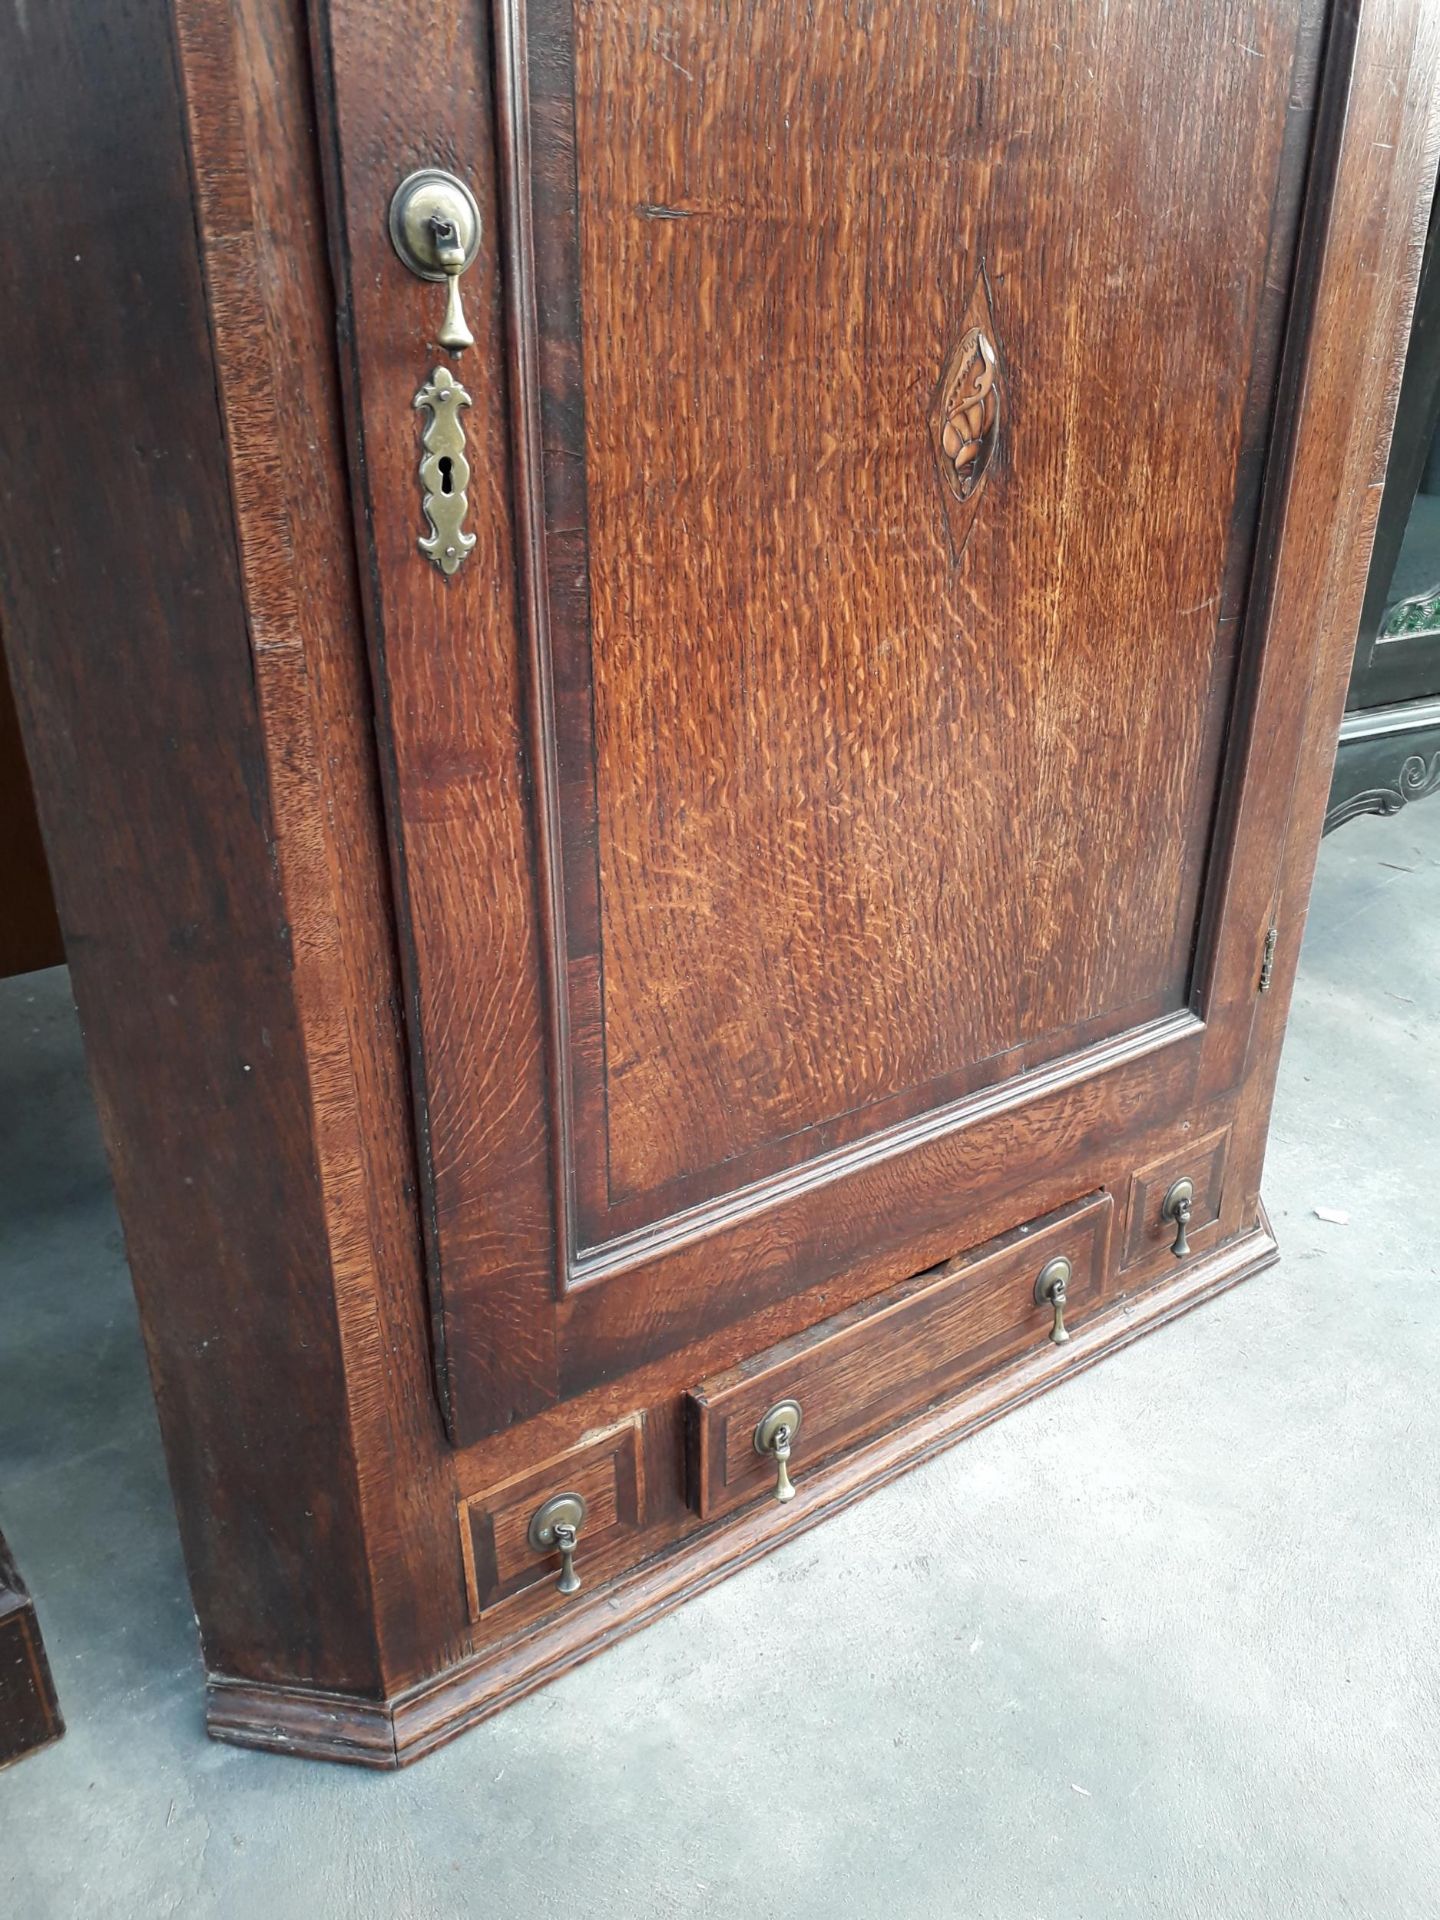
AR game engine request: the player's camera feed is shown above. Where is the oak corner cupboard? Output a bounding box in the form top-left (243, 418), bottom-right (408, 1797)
top-left (0, 0), bottom-right (1434, 1766)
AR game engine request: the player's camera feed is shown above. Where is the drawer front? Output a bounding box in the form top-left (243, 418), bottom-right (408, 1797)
top-left (458, 1418), bottom-right (646, 1618)
top-left (685, 1194), bottom-right (1112, 1519)
top-left (1122, 1127), bottom-right (1230, 1270)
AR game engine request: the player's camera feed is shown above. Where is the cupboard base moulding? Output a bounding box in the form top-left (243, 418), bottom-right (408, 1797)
top-left (205, 1212), bottom-right (1278, 1770)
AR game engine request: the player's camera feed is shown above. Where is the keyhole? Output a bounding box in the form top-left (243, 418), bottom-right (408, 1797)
top-left (438, 455), bottom-right (454, 495)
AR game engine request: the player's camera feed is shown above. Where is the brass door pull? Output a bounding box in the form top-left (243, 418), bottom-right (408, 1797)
top-left (1162, 1178), bottom-right (1195, 1259)
top-left (527, 1492), bottom-right (587, 1597)
top-left (389, 169), bottom-right (482, 353)
top-left (754, 1399), bottom-right (803, 1503)
top-left (1034, 1255), bottom-right (1072, 1345)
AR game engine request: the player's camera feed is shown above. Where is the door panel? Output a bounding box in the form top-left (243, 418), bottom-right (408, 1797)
top-left (316, 0), bottom-right (1325, 1442)
top-left (522, 0), bottom-right (1307, 1245)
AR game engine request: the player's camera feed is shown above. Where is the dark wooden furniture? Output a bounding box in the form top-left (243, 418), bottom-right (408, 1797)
top-left (0, 641), bottom-right (63, 980)
top-left (1328, 180), bottom-right (1440, 830)
top-left (0, 1528), bottom-right (64, 1769)
top-left (0, 0), bottom-right (1434, 1766)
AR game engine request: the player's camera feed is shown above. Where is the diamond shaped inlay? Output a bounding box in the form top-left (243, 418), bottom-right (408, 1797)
top-left (928, 268), bottom-right (1002, 561)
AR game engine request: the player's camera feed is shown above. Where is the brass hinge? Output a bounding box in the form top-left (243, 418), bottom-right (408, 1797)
top-left (1258, 924), bottom-right (1279, 993)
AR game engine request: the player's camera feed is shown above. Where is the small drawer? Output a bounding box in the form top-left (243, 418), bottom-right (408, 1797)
top-left (1121, 1127), bottom-right (1230, 1270)
top-left (458, 1417), bottom-right (646, 1619)
top-left (684, 1192), bottom-right (1112, 1520)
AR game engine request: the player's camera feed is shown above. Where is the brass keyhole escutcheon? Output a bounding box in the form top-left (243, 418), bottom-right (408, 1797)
top-left (1034, 1255), bottom-right (1072, 1346)
top-left (1162, 1178), bottom-right (1195, 1259)
top-left (527, 1491), bottom-right (587, 1597)
top-left (412, 367), bottom-right (475, 575)
top-left (389, 169), bottom-right (482, 353)
top-left (754, 1399), bottom-right (803, 1503)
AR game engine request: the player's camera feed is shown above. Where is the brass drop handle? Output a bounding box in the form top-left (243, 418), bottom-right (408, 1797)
top-left (1034, 1255), bottom-right (1072, 1346)
top-left (1162, 1178), bottom-right (1195, 1259)
top-left (389, 169), bottom-right (482, 354)
top-left (527, 1491), bottom-right (587, 1597)
top-left (429, 216), bottom-right (475, 352)
top-left (754, 1399), bottom-right (803, 1503)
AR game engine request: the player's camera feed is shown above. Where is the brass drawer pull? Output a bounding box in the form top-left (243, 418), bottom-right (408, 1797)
top-left (1162, 1178), bottom-right (1195, 1259)
top-left (527, 1492), bottom-right (587, 1597)
top-left (389, 168), bottom-right (481, 353)
top-left (754, 1399), bottom-right (803, 1503)
top-left (1034, 1255), bottom-right (1072, 1346)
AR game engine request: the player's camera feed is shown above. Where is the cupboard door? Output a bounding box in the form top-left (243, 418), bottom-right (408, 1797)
top-left (315, 0), bottom-right (1325, 1443)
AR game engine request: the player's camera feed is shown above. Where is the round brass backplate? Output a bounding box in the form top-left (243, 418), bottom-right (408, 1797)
top-left (1162, 1177), bottom-right (1195, 1219)
top-left (388, 168), bottom-right (482, 283)
top-left (527, 1491), bottom-right (587, 1554)
top-left (753, 1398), bottom-right (803, 1456)
top-left (1034, 1254), bottom-right (1072, 1305)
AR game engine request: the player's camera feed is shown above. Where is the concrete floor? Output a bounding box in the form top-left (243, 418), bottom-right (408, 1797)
top-left (2, 808), bottom-right (1438, 1920)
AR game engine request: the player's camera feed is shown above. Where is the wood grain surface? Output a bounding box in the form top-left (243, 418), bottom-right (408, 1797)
top-left (0, 0), bottom-right (386, 1693)
top-left (559, 0), bottom-right (1303, 1214)
top-left (314, 0), bottom-right (563, 1435)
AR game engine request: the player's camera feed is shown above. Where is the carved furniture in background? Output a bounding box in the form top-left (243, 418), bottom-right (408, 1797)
top-left (1328, 180), bottom-right (1440, 830)
top-left (0, 0), bottom-right (1435, 1766)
